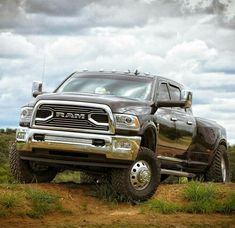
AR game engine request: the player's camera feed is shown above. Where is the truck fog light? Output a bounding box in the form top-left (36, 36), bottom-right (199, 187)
top-left (17, 131), bottom-right (26, 140)
top-left (114, 141), bottom-right (132, 150)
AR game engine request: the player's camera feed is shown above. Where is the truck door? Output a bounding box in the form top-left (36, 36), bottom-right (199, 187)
top-left (168, 84), bottom-right (196, 159)
top-left (154, 83), bottom-right (177, 157)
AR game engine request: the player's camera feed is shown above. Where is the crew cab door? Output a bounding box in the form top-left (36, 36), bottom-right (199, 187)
top-left (168, 84), bottom-right (196, 156)
top-left (154, 83), bottom-right (178, 156)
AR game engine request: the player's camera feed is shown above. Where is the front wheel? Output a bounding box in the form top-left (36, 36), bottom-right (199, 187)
top-left (111, 147), bottom-right (160, 202)
top-left (205, 145), bottom-right (230, 182)
top-left (9, 142), bottom-right (57, 183)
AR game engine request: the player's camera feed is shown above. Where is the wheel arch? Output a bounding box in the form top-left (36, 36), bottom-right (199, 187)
top-left (140, 122), bottom-right (158, 154)
top-left (208, 137), bottom-right (228, 167)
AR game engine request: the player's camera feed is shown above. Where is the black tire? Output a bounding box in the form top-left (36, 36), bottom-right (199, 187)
top-left (205, 145), bottom-right (230, 182)
top-left (111, 147), bottom-right (160, 202)
top-left (80, 172), bottom-right (110, 184)
top-left (80, 172), bottom-right (97, 184)
top-left (9, 142), bottom-right (57, 183)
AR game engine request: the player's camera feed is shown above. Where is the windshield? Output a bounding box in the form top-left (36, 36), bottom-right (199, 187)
top-left (56, 74), bottom-right (153, 101)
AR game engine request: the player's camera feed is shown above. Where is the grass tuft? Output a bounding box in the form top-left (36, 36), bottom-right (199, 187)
top-left (26, 188), bottom-right (63, 218)
top-left (0, 192), bottom-right (20, 209)
top-left (216, 192), bottom-right (235, 214)
top-left (183, 181), bottom-right (217, 202)
top-left (146, 199), bottom-right (180, 214)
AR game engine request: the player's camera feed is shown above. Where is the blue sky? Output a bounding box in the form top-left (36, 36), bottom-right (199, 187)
top-left (0, 0), bottom-right (235, 144)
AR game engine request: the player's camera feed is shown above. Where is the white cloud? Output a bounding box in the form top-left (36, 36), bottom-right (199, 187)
top-left (0, 33), bottom-right (38, 58)
top-left (0, 0), bottom-right (235, 144)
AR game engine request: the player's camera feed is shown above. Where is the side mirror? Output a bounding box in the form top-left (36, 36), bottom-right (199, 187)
top-left (32, 81), bottom-right (43, 98)
top-left (180, 90), bottom-right (192, 108)
top-left (157, 90), bottom-right (192, 108)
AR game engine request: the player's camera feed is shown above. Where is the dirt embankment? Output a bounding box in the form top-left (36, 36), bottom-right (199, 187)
top-left (0, 183), bottom-right (235, 228)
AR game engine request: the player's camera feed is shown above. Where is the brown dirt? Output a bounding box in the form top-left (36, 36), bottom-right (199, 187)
top-left (0, 183), bottom-right (235, 228)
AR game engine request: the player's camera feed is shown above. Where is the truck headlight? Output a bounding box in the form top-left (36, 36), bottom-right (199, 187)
top-left (20, 107), bottom-right (33, 127)
top-left (114, 114), bottom-right (140, 131)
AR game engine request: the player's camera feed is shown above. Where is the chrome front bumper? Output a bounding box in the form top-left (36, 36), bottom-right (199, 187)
top-left (16, 127), bottom-right (141, 161)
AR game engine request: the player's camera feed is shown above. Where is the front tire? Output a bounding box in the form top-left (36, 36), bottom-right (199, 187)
top-left (205, 145), bottom-right (230, 182)
top-left (9, 142), bottom-right (57, 183)
top-left (111, 147), bottom-right (160, 201)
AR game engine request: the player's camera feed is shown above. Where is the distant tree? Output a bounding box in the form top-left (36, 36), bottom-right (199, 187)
top-left (5, 128), bottom-right (16, 134)
top-left (0, 129), bottom-right (5, 133)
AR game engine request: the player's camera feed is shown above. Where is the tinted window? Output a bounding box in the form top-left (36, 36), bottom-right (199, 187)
top-left (159, 83), bottom-right (170, 100)
top-left (169, 85), bottom-right (181, 101)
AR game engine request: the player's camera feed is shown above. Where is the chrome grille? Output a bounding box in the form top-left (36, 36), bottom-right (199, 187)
top-left (32, 101), bottom-right (111, 133)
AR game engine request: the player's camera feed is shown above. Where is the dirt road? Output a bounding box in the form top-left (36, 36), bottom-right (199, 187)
top-left (0, 183), bottom-right (234, 228)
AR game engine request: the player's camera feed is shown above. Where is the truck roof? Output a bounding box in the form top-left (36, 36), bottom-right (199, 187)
top-left (74, 70), bottom-right (184, 89)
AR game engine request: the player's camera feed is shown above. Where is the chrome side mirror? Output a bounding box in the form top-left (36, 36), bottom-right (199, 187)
top-left (181, 90), bottom-right (192, 108)
top-left (32, 81), bottom-right (43, 98)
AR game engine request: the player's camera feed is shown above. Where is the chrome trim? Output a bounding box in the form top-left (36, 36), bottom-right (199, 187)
top-left (158, 155), bottom-right (208, 166)
top-left (31, 100), bottom-right (115, 134)
top-left (161, 169), bottom-right (195, 178)
top-left (88, 113), bottom-right (109, 126)
top-left (158, 156), bottom-right (185, 163)
top-left (16, 127), bottom-right (141, 161)
top-left (35, 109), bottom-right (54, 122)
top-left (130, 160), bottom-right (151, 191)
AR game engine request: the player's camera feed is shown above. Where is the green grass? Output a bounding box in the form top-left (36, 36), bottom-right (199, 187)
top-left (144, 181), bottom-right (235, 215)
top-left (216, 192), bottom-right (235, 214)
top-left (26, 188), bottom-right (64, 218)
top-left (145, 199), bottom-right (180, 214)
top-left (53, 170), bottom-right (80, 184)
top-left (0, 164), bottom-right (15, 184)
top-left (183, 181), bottom-right (217, 202)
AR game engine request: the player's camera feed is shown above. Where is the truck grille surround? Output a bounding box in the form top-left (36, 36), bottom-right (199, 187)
top-left (31, 100), bottom-right (114, 134)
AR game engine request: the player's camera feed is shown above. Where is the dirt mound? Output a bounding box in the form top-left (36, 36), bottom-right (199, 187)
top-left (0, 183), bottom-right (235, 228)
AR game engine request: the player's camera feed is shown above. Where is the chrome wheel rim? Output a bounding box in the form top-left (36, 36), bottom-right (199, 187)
top-left (221, 156), bottom-right (227, 182)
top-left (130, 160), bottom-right (151, 191)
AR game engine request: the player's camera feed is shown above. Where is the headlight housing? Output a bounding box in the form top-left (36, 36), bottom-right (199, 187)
top-left (19, 107), bottom-right (33, 127)
top-left (114, 114), bottom-right (140, 131)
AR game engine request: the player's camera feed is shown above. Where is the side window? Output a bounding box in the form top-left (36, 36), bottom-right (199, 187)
top-left (159, 83), bottom-right (170, 101)
top-left (169, 85), bottom-right (181, 101)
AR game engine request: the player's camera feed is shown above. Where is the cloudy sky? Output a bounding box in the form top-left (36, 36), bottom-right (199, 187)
top-left (0, 0), bottom-right (235, 144)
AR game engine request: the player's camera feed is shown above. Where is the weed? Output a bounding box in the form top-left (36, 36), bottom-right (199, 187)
top-left (26, 210), bottom-right (42, 219)
top-left (0, 164), bottom-right (15, 184)
top-left (216, 192), bottom-right (235, 214)
top-left (184, 200), bottom-right (216, 214)
top-left (0, 192), bottom-right (20, 208)
top-left (145, 199), bottom-right (180, 214)
top-left (183, 181), bottom-right (218, 202)
top-left (26, 188), bottom-right (63, 218)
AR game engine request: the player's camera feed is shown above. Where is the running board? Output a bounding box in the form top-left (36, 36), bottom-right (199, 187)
top-left (161, 169), bottom-right (196, 178)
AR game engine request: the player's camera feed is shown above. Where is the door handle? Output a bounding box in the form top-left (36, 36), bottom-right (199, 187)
top-left (187, 121), bottom-right (193, 125)
top-left (171, 117), bottom-right (177, 121)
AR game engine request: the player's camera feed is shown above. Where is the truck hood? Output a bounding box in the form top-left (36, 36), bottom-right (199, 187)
top-left (30, 92), bottom-right (153, 115)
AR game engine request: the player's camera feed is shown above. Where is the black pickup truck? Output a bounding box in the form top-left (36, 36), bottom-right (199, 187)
top-left (10, 71), bottom-right (230, 201)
